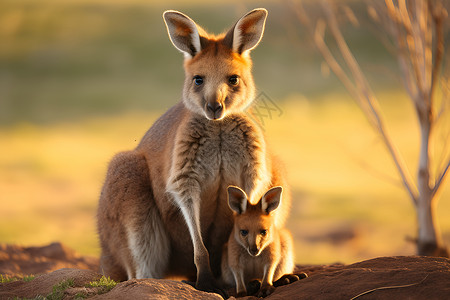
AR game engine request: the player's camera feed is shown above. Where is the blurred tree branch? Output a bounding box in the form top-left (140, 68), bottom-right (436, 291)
top-left (292, 0), bottom-right (449, 256)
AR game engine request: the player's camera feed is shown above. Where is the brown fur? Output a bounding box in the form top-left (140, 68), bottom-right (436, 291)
top-left (97, 8), bottom-right (290, 294)
top-left (221, 186), bottom-right (294, 297)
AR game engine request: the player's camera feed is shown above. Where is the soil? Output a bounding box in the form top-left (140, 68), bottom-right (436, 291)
top-left (1, 242), bottom-right (449, 299)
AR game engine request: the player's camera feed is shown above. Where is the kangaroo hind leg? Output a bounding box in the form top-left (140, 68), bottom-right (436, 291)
top-left (126, 197), bottom-right (171, 279)
top-left (98, 151), bottom-right (170, 280)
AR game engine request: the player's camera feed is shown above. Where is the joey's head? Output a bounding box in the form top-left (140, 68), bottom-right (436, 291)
top-left (163, 9), bottom-right (267, 121)
top-left (227, 186), bottom-right (282, 257)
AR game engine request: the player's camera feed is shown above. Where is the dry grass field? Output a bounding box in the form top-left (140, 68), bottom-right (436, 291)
top-left (2, 96), bottom-right (449, 264)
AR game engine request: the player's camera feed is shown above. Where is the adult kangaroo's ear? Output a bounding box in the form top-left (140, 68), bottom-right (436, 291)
top-left (227, 186), bottom-right (248, 214)
top-left (224, 8), bottom-right (268, 55)
top-left (261, 186), bottom-right (282, 214)
top-left (163, 10), bottom-right (204, 58)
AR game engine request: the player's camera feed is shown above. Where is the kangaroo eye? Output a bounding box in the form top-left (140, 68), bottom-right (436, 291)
top-left (260, 230), bottom-right (267, 236)
top-left (240, 230), bottom-right (248, 237)
top-left (229, 75), bottom-right (239, 86)
top-left (193, 75), bottom-right (204, 86)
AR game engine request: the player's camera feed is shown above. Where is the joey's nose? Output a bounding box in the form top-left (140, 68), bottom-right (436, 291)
top-left (207, 102), bottom-right (223, 114)
top-left (249, 247), bottom-right (260, 256)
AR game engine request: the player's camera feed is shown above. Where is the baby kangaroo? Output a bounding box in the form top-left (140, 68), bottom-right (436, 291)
top-left (222, 186), bottom-right (295, 297)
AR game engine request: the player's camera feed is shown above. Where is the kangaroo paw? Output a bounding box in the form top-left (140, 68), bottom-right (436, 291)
top-left (257, 284), bottom-right (276, 297)
top-left (273, 272), bottom-right (308, 287)
top-left (195, 277), bottom-right (228, 299)
top-left (246, 279), bottom-right (261, 296)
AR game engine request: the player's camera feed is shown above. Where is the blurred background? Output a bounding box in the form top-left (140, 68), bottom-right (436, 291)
top-left (1, 0), bottom-right (449, 265)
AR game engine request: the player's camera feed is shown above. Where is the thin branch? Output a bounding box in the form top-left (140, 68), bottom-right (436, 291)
top-left (433, 159), bottom-right (450, 197)
top-left (402, 0), bottom-right (428, 104)
top-left (312, 18), bottom-right (381, 129)
top-left (350, 274), bottom-right (429, 300)
top-left (293, 0), bottom-right (450, 254)
top-left (320, 0), bottom-right (419, 204)
top-left (292, 1), bottom-right (374, 116)
top-left (385, 0), bottom-right (421, 107)
top-left (434, 132), bottom-right (450, 183)
top-left (428, 0), bottom-right (446, 105)
top-left (365, 4), bottom-right (398, 56)
top-left (436, 76), bottom-right (450, 121)
top-left (295, 0), bottom-right (449, 206)
top-left (388, 0), bottom-right (429, 116)
top-left (295, 0), bottom-right (420, 204)
top-left (433, 78), bottom-right (450, 180)
top-left (313, 22), bottom-right (364, 108)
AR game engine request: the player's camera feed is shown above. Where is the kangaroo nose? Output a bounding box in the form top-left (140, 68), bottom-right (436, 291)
top-left (249, 247), bottom-right (260, 256)
top-left (207, 102), bottom-right (223, 114)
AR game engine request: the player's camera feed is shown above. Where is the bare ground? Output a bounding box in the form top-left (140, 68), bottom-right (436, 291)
top-left (1, 242), bottom-right (449, 299)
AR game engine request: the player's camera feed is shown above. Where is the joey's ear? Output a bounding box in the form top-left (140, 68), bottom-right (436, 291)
top-left (261, 186), bottom-right (282, 214)
top-left (227, 186), bottom-right (248, 214)
top-left (163, 10), bottom-right (203, 58)
top-left (224, 8), bottom-right (268, 54)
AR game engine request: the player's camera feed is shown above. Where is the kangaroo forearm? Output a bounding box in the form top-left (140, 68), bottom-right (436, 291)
top-left (231, 268), bottom-right (247, 295)
top-left (176, 196), bottom-right (212, 275)
top-left (242, 156), bottom-right (270, 199)
top-left (262, 263), bottom-right (277, 286)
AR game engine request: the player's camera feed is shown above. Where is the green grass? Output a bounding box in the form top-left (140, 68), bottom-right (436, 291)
top-left (4, 277), bottom-right (118, 300)
top-left (85, 276), bottom-right (117, 294)
top-left (23, 275), bottom-right (35, 282)
top-left (0, 274), bottom-right (35, 283)
top-left (20, 279), bottom-right (76, 300)
top-left (46, 279), bottom-right (75, 300)
top-left (0, 274), bottom-right (16, 283)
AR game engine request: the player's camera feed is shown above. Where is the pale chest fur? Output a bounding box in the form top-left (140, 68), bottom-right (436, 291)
top-left (239, 253), bottom-right (271, 283)
top-left (230, 237), bottom-right (281, 284)
top-left (167, 113), bottom-right (269, 204)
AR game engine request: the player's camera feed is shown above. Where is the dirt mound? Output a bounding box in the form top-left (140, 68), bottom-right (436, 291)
top-left (0, 242), bottom-right (98, 276)
top-left (0, 268), bottom-right (221, 300)
top-left (0, 268), bottom-right (101, 299)
top-left (91, 279), bottom-right (223, 300)
top-left (1, 243), bottom-right (449, 299)
top-left (270, 256), bottom-right (450, 300)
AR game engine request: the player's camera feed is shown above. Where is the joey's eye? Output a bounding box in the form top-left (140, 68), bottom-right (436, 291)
top-left (193, 75), bottom-right (203, 86)
top-left (240, 230), bottom-right (248, 237)
top-left (260, 230), bottom-right (267, 236)
top-left (229, 75), bottom-right (239, 86)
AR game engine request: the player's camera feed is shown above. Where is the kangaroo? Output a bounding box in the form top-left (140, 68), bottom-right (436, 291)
top-left (221, 186), bottom-right (295, 297)
top-left (97, 8), bottom-right (291, 296)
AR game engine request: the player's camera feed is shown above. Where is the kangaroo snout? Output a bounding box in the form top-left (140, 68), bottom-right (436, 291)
top-left (206, 101), bottom-right (224, 120)
top-left (248, 246), bottom-right (260, 257)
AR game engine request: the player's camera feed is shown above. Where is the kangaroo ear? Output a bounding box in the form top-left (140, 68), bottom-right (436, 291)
top-left (227, 186), bottom-right (248, 214)
top-left (224, 8), bottom-right (268, 55)
top-left (163, 10), bottom-right (203, 58)
top-left (261, 186), bottom-right (282, 214)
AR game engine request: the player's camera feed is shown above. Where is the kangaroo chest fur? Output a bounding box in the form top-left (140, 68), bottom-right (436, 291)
top-left (176, 115), bottom-right (261, 184)
top-left (168, 113), bottom-right (266, 222)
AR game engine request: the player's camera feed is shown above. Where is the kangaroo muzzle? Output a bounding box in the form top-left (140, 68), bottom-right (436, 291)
top-left (205, 101), bottom-right (224, 120)
top-left (248, 245), bottom-right (261, 257)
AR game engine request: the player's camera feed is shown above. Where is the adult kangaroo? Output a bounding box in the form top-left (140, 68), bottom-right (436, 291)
top-left (97, 8), bottom-right (291, 295)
